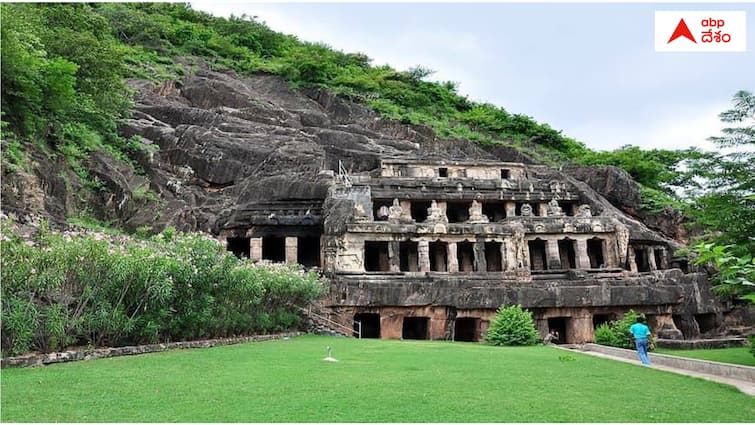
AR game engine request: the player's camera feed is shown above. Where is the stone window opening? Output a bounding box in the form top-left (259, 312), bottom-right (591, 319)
top-left (635, 248), bottom-right (650, 272)
top-left (262, 236), bottom-right (286, 262)
top-left (485, 241), bottom-right (503, 272)
top-left (558, 201), bottom-right (575, 216)
top-left (457, 241), bottom-right (476, 272)
top-left (429, 241), bottom-right (448, 272)
top-left (399, 241), bottom-right (419, 272)
top-left (547, 317), bottom-right (569, 344)
top-left (587, 238), bottom-right (605, 269)
top-left (438, 167), bottom-right (448, 178)
top-left (500, 169), bottom-right (511, 179)
top-left (402, 317), bottom-right (429, 340)
top-left (654, 249), bottom-right (664, 270)
top-left (372, 199), bottom-right (392, 221)
top-left (354, 313), bottom-right (380, 338)
top-left (528, 239), bottom-right (548, 271)
top-left (446, 201), bottom-right (471, 223)
top-left (482, 201), bottom-right (506, 221)
top-left (364, 241), bottom-right (390, 272)
top-left (227, 236), bottom-right (250, 259)
top-left (558, 238), bottom-right (577, 269)
top-left (411, 201), bottom-right (431, 223)
top-left (454, 317), bottom-right (479, 342)
top-left (297, 236), bottom-right (320, 268)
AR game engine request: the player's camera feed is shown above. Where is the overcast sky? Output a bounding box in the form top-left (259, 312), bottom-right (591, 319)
top-left (192, 2), bottom-right (754, 152)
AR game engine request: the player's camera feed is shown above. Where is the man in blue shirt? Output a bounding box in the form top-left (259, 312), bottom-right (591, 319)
top-left (629, 316), bottom-right (652, 365)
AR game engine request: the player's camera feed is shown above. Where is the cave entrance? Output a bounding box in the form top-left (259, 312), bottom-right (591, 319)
top-left (262, 236), bottom-right (286, 262)
top-left (372, 199), bottom-right (392, 221)
top-left (297, 236), bottom-right (320, 268)
top-left (354, 313), bottom-right (380, 338)
top-left (485, 241), bottom-right (503, 271)
top-left (429, 241), bottom-right (448, 272)
top-left (365, 241), bottom-right (390, 272)
top-left (410, 201), bottom-right (431, 223)
top-left (457, 241), bottom-right (475, 272)
top-left (528, 239), bottom-right (547, 271)
top-left (446, 201), bottom-right (471, 223)
top-left (500, 169), bottom-right (511, 179)
top-left (635, 248), bottom-right (650, 272)
top-left (592, 313), bottom-right (616, 329)
top-left (227, 237), bottom-right (250, 259)
top-left (558, 238), bottom-right (576, 269)
top-left (482, 201), bottom-right (506, 222)
top-left (402, 317), bottom-right (429, 340)
top-left (454, 317), bottom-right (479, 342)
top-left (559, 201), bottom-right (575, 216)
top-left (587, 238), bottom-right (605, 269)
top-left (695, 313), bottom-right (717, 334)
top-left (547, 317), bottom-right (569, 344)
top-left (400, 241), bottom-right (419, 272)
top-left (654, 249), bottom-right (664, 270)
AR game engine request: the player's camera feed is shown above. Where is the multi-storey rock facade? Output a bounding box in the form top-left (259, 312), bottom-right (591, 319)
top-left (222, 157), bottom-right (721, 343)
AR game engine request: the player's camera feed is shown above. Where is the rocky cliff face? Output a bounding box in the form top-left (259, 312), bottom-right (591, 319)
top-left (1, 64), bottom-right (678, 245)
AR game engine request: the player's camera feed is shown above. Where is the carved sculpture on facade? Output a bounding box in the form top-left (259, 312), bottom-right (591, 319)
top-left (520, 203), bottom-right (533, 217)
top-left (576, 204), bottom-right (592, 218)
top-left (353, 202), bottom-right (369, 222)
top-left (547, 199), bottom-right (564, 217)
top-left (388, 198), bottom-right (412, 223)
top-left (467, 200), bottom-right (489, 223)
top-left (613, 218), bottom-right (630, 268)
top-left (426, 200), bottom-right (448, 223)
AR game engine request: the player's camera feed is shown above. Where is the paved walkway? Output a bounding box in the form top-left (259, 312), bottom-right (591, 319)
top-left (554, 345), bottom-right (755, 397)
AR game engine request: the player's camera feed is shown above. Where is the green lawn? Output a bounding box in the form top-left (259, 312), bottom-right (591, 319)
top-left (2, 335), bottom-right (753, 422)
top-left (655, 346), bottom-right (755, 367)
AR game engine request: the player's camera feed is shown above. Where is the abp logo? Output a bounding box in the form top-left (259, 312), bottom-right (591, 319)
top-left (655, 11), bottom-right (746, 52)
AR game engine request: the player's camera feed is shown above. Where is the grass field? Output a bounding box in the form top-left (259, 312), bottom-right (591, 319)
top-left (2, 335), bottom-right (753, 422)
top-left (655, 346), bottom-right (755, 367)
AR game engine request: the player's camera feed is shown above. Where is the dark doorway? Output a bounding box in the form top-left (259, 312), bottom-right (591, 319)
top-left (455, 318), bottom-right (479, 342)
top-left (402, 317), bottom-right (429, 340)
top-left (372, 199), bottom-right (392, 221)
top-left (446, 201), bottom-right (471, 223)
top-left (654, 249), bottom-right (664, 270)
top-left (485, 241), bottom-right (503, 271)
top-left (354, 313), bottom-right (380, 338)
top-left (587, 238), bottom-right (605, 268)
top-left (457, 241), bottom-right (475, 272)
top-left (592, 314), bottom-right (615, 329)
top-left (500, 169), bottom-right (511, 179)
top-left (695, 313), bottom-right (717, 334)
top-left (410, 201), bottom-right (431, 223)
top-left (262, 236), bottom-right (285, 262)
top-left (558, 239), bottom-right (576, 269)
top-left (429, 241), bottom-right (448, 272)
top-left (227, 237), bottom-right (250, 259)
top-left (528, 239), bottom-right (547, 271)
top-left (400, 241), bottom-right (419, 272)
top-left (482, 202), bottom-right (506, 222)
top-left (297, 237), bottom-right (320, 268)
top-left (547, 317), bottom-right (569, 344)
top-left (365, 241), bottom-right (390, 271)
top-left (438, 167), bottom-right (448, 178)
top-left (635, 248), bottom-right (650, 272)
top-left (558, 201), bottom-right (575, 216)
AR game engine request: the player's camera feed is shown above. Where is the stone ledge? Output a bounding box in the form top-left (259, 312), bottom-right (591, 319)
top-left (0, 332), bottom-right (303, 369)
top-left (657, 338), bottom-right (749, 350)
top-left (580, 343), bottom-right (755, 382)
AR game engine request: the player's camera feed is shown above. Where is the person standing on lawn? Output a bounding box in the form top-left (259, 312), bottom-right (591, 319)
top-left (629, 316), bottom-right (652, 365)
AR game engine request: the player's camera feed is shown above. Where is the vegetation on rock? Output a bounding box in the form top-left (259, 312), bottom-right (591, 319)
top-left (594, 309), bottom-right (649, 349)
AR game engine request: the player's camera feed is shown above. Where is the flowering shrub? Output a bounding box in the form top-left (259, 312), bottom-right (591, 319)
top-left (1, 220), bottom-right (326, 356)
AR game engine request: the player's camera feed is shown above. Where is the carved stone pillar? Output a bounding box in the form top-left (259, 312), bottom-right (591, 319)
top-left (474, 240), bottom-right (487, 272)
top-left (659, 247), bottom-right (669, 269)
top-left (389, 241), bottom-right (401, 272)
top-left (647, 246), bottom-right (657, 271)
top-left (504, 201), bottom-right (516, 218)
top-left (285, 237), bottom-right (298, 264)
top-left (538, 203), bottom-right (548, 217)
top-left (400, 200), bottom-right (412, 220)
top-left (545, 239), bottom-right (561, 270)
top-left (447, 242), bottom-right (459, 273)
top-left (250, 237), bottom-right (263, 262)
top-left (501, 240), bottom-right (512, 271)
top-left (568, 314), bottom-right (594, 344)
top-left (418, 240), bottom-right (430, 272)
top-left (627, 248), bottom-right (638, 273)
top-left (575, 239), bottom-right (590, 269)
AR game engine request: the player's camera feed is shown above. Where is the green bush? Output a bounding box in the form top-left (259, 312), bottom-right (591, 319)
top-left (0, 220), bottom-right (327, 356)
top-left (484, 304), bottom-right (539, 346)
top-left (594, 310), bottom-right (647, 349)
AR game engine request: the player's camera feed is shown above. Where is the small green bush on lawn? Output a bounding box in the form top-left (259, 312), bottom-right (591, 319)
top-left (594, 309), bottom-right (650, 349)
top-left (484, 304), bottom-right (539, 346)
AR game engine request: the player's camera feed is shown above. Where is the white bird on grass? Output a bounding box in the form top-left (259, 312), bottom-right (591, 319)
top-left (323, 345), bottom-right (338, 362)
